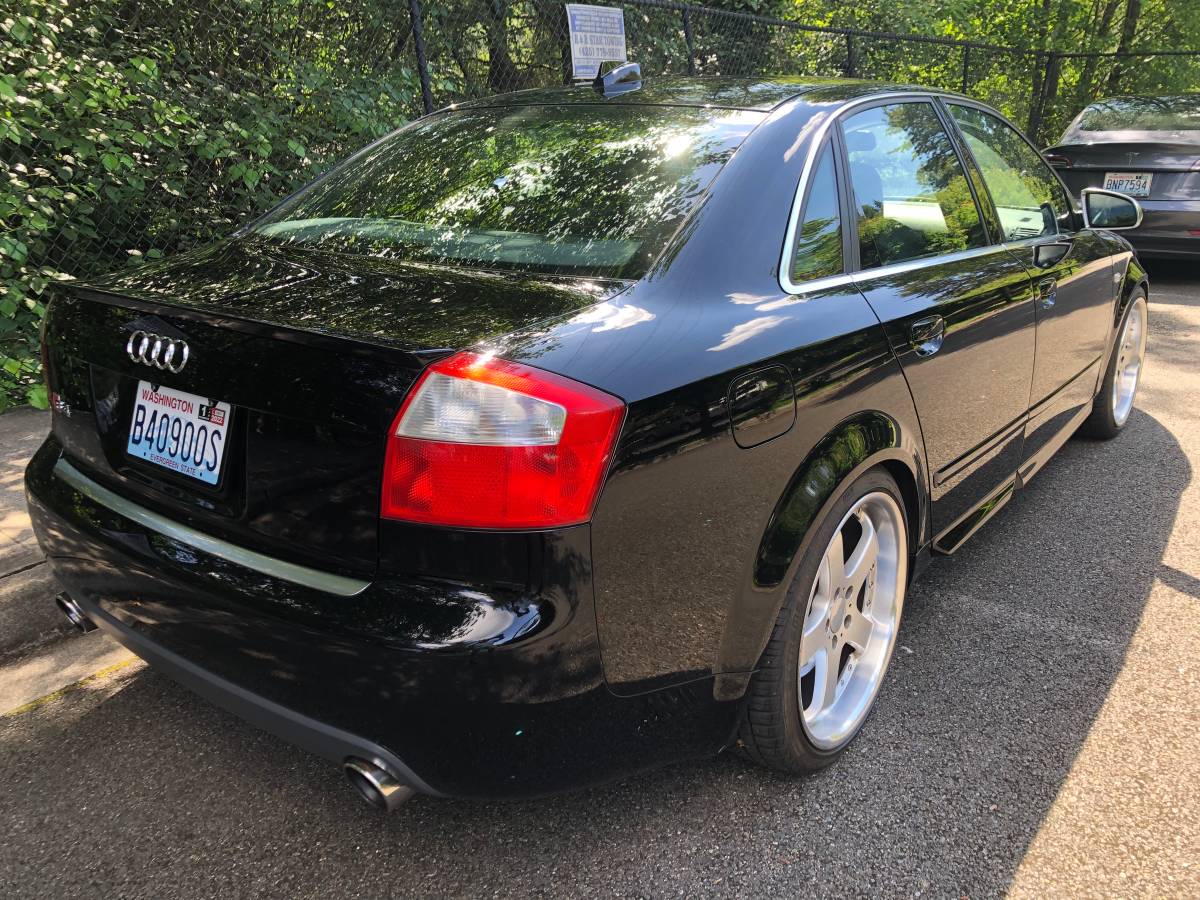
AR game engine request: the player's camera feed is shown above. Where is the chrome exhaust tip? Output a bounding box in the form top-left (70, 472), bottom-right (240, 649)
top-left (56, 593), bottom-right (97, 634)
top-left (343, 758), bottom-right (415, 812)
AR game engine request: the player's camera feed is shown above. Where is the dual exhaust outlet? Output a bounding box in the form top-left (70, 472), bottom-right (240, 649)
top-left (343, 758), bottom-right (415, 812)
top-left (56, 593), bottom-right (97, 634)
top-left (55, 592), bottom-right (414, 811)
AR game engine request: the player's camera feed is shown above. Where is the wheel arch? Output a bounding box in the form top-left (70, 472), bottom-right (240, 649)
top-left (753, 411), bottom-right (926, 589)
top-left (1093, 250), bottom-right (1149, 398)
top-left (713, 409), bottom-right (928, 698)
top-left (1114, 251), bottom-right (1149, 331)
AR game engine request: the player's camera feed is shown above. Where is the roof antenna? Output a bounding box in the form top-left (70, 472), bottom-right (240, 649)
top-left (593, 61), bottom-right (642, 97)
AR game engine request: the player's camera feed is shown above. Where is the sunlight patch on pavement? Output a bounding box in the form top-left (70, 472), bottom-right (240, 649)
top-left (0, 636), bottom-right (140, 716)
top-left (4, 657), bottom-right (140, 717)
top-left (0, 509), bottom-right (32, 545)
top-left (1009, 292), bottom-right (1200, 899)
top-left (1007, 575), bottom-right (1200, 898)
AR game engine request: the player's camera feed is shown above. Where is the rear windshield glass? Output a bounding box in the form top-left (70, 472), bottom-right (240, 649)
top-left (252, 104), bottom-right (762, 279)
top-left (1069, 95), bottom-right (1200, 136)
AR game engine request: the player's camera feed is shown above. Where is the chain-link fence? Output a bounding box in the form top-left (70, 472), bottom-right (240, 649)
top-left (2, 0), bottom-right (1199, 407)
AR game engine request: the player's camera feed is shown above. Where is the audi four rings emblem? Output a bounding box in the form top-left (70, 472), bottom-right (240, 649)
top-left (125, 331), bottom-right (190, 373)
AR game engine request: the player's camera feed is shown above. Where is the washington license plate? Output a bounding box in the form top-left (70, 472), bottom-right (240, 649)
top-left (127, 381), bottom-right (231, 485)
top-left (1103, 172), bottom-right (1152, 197)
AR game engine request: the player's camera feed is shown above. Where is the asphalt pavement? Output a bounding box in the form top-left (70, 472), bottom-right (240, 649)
top-left (1, 262), bottom-right (1197, 898)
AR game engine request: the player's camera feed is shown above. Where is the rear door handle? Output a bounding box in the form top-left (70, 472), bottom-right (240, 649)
top-left (910, 314), bottom-right (945, 357)
top-left (1038, 277), bottom-right (1057, 308)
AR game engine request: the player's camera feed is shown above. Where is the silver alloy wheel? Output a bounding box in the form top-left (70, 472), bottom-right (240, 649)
top-left (798, 491), bottom-right (907, 750)
top-left (1112, 296), bottom-right (1147, 427)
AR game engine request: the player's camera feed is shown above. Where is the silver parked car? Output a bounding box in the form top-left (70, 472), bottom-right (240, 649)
top-left (1045, 94), bottom-right (1200, 259)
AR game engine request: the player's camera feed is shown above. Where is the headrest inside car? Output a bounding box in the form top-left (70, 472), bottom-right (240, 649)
top-left (844, 130), bottom-right (877, 153)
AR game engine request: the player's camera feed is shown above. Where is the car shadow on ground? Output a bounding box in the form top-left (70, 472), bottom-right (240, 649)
top-left (1, 404), bottom-right (1188, 898)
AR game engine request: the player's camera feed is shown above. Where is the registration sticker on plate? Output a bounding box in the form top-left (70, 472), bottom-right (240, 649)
top-left (1103, 172), bottom-right (1153, 198)
top-left (126, 380), bottom-right (231, 485)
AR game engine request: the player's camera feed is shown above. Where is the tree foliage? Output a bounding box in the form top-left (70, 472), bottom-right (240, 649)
top-left (1, 0), bottom-right (420, 409)
top-left (782, 0), bottom-right (1200, 138)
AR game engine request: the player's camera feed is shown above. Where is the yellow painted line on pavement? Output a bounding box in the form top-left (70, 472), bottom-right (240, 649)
top-left (2, 657), bottom-right (139, 718)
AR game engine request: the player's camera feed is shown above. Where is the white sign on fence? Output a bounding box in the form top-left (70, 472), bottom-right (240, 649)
top-left (565, 4), bottom-right (627, 80)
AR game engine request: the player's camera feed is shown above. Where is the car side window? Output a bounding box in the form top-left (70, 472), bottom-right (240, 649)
top-left (946, 104), bottom-right (1073, 241)
top-left (842, 102), bottom-right (987, 270)
top-left (791, 143), bottom-right (843, 283)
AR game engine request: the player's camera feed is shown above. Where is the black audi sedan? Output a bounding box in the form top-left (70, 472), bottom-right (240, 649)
top-left (1045, 94), bottom-right (1200, 258)
top-left (27, 72), bottom-right (1149, 809)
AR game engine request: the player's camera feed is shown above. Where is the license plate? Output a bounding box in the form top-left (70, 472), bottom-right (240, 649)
top-left (1103, 172), bottom-right (1152, 198)
top-left (126, 380), bottom-right (231, 485)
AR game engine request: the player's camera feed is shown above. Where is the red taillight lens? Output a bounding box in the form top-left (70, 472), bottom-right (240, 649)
top-left (382, 352), bottom-right (625, 529)
top-left (1043, 153), bottom-right (1071, 168)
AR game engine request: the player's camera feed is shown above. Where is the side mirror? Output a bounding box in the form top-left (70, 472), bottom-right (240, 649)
top-left (1081, 188), bottom-right (1143, 231)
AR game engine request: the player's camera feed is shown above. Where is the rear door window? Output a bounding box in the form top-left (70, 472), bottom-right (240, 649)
top-left (947, 104), bottom-right (1073, 241)
top-left (842, 101), bottom-right (986, 269)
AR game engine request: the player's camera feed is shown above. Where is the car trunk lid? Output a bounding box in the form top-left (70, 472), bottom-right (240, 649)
top-left (43, 239), bottom-right (623, 577)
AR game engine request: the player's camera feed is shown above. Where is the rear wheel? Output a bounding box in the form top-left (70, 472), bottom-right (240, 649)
top-left (1081, 293), bottom-right (1147, 439)
top-left (738, 468), bottom-right (908, 773)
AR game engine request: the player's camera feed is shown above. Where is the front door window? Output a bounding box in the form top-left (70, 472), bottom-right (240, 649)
top-left (946, 104), bottom-right (1074, 241)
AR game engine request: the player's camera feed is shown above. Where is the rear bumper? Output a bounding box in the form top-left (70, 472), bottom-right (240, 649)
top-left (26, 436), bottom-right (736, 799)
top-left (1126, 201), bottom-right (1200, 258)
top-left (76, 594), bottom-right (441, 795)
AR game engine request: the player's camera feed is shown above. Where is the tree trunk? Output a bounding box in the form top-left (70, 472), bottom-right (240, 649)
top-left (1027, 0), bottom-right (1054, 136)
top-left (1105, 0), bottom-right (1143, 94)
top-left (485, 0), bottom-right (523, 94)
top-left (1074, 0), bottom-right (1123, 107)
top-left (1029, 0), bottom-right (1072, 142)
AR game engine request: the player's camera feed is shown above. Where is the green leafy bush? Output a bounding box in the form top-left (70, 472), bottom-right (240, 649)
top-left (1, 0), bottom-right (421, 410)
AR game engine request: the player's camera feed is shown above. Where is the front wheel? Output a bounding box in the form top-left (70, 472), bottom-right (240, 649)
top-left (1081, 293), bottom-right (1147, 439)
top-left (738, 468), bottom-right (909, 773)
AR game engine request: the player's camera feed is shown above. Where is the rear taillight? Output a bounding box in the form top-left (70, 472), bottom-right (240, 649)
top-left (382, 352), bottom-right (625, 529)
top-left (1043, 152), bottom-right (1072, 169)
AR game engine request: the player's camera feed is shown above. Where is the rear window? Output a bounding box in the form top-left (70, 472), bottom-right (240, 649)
top-left (252, 104), bottom-right (762, 279)
top-left (1068, 95), bottom-right (1200, 136)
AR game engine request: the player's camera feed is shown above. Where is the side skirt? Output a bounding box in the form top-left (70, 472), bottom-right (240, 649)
top-left (932, 478), bottom-right (1016, 555)
top-left (932, 392), bottom-right (1093, 556)
top-left (1017, 402), bottom-right (1092, 489)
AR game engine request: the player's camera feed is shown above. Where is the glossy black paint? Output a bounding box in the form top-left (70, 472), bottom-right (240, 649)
top-left (1019, 228), bottom-right (1116, 483)
top-left (28, 78), bottom-right (1146, 799)
top-left (854, 245), bottom-right (1035, 546)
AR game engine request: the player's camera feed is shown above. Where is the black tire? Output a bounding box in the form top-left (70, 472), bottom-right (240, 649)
top-left (737, 467), bottom-right (908, 774)
top-left (1080, 291), bottom-right (1147, 440)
